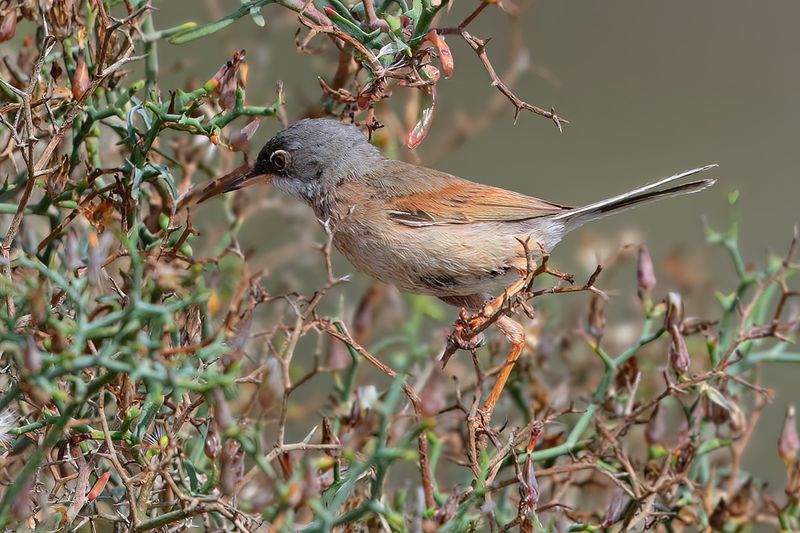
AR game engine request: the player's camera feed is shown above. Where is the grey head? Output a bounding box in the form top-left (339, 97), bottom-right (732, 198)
top-left (245, 118), bottom-right (383, 203)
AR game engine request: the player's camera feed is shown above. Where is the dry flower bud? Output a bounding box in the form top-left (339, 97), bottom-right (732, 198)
top-left (407, 86), bottom-right (436, 148)
top-left (321, 416), bottom-right (341, 458)
top-left (665, 292), bottom-right (684, 330)
top-left (72, 55), bottom-right (90, 101)
top-left (204, 430), bottom-right (221, 459)
top-left (24, 336), bottom-right (41, 374)
top-left (0, 8), bottom-right (17, 43)
top-left (669, 324), bottom-right (690, 375)
top-left (238, 61), bottom-right (249, 88)
top-left (645, 405), bottom-right (666, 446)
top-left (587, 293), bottom-right (606, 338)
top-left (207, 289), bottom-right (220, 315)
top-left (637, 244), bottom-right (656, 298)
top-left (86, 472), bottom-right (110, 502)
top-left (326, 338), bottom-right (350, 371)
top-left (420, 378), bottom-right (446, 417)
top-left (221, 438), bottom-right (244, 495)
top-left (46, 155), bottom-right (70, 201)
top-left (600, 488), bottom-right (629, 527)
top-left (219, 72), bottom-right (238, 110)
top-left (778, 405), bottom-right (799, 466)
top-left (425, 30), bottom-right (453, 78)
top-left (229, 118), bottom-right (261, 152)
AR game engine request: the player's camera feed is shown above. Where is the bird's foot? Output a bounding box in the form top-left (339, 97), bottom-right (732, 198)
top-left (441, 315), bottom-right (486, 369)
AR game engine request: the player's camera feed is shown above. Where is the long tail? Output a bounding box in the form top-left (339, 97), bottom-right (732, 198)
top-left (552, 164), bottom-right (718, 231)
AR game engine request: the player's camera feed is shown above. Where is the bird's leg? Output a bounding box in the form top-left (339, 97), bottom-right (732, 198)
top-left (477, 273), bottom-right (529, 318)
top-left (470, 314), bottom-right (525, 435)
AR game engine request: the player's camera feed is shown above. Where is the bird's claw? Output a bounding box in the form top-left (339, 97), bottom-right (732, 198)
top-left (448, 330), bottom-right (485, 351)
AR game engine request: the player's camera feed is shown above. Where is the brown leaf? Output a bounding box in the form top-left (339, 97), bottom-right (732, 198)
top-left (0, 8), bottom-right (17, 43)
top-left (46, 154), bottom-right (70, 201)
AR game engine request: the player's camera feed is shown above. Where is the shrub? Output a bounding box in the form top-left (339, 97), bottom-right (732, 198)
top-left (0, 2), bottom-right (798, 531)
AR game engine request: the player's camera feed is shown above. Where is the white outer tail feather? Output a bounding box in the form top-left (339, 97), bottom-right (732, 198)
top-left (552, 164), bottom-right (718, 231)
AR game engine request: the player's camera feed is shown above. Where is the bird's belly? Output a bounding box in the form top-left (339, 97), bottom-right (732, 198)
top-left (332, 219), bottom-right (561, 297)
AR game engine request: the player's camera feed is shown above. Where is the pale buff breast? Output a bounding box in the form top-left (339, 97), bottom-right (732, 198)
top-left (331, 212), bottom-right (567, 297)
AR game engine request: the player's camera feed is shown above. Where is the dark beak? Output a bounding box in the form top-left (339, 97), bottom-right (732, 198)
top-left (222, 167), bottom-right (270, 193)
top-left (189, 164), bottom-right (274, 206)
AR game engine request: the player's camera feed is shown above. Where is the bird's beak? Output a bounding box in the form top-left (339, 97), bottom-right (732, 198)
top-left (192, 164), bottom-right (274, 205)
top-left (222, 167), bottom-right (274, 193)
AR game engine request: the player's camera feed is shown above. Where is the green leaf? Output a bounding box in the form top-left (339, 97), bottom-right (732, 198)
top-left (170, 0), bottom-right (272, 44)
top-left (727, 189), bottom-right (740, 205)
top-left (183, 459), bottom-right (200, 492)
top-left (250, 6), bottom-right (266, 26)
top-left (170, 18), bottom-right (235, 44)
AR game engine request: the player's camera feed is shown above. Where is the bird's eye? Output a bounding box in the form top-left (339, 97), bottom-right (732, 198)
top-left (270, 150), bottom-right (289, 171)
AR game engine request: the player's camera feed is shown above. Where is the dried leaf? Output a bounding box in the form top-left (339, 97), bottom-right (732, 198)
top-left (0, 8), bottom-right (17, 43)
top-left (406, 86), bottom-right (436, 149)
top-left (46, 155), bottom-right (70, 201)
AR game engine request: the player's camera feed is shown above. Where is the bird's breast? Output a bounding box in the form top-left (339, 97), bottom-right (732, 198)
top-left (328, 207), bottom-right (559, 297)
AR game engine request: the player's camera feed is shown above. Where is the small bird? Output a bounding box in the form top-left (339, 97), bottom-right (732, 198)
top-left (214, 118), bottom-right (716, 426)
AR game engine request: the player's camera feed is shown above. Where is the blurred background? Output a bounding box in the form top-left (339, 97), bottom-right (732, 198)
top-left (148, 0), bottom-right (800, 491)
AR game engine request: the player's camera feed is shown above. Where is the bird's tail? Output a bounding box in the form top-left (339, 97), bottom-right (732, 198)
top-left (551, 164), bottom-right (718, 232)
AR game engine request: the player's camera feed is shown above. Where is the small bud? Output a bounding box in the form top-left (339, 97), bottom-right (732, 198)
top-left (221, 438), bottom-right (244, 495)
top-left (50, 61), bottom-right (63, 82)
top-left (637, 244), bottom-right (656, 299)
top-left (229, 118), bottom-right (261, 152)
top-left (779, 405), bottom-right (799, 466)
top-left (238, 62), bottom-right (249, 89)
top-left (645, 404), bottom-right (666, 446)
top-left (420, 378), bottom-right (446, 418)
top-left (587, 293), bottom-right (606, 338)
top-left (520, 453), bottom-right (539, 505)
top-left (86, 472), bottom-right (110, 502)
top-left (600, 488), bottom-right (629, 527)
top-left (204, 430), bottom-right (221, 459)
top-left (72, 55), bottom-right (90, 101)
top-left (23, 336), bottom-right (41, 374)
top-left (519, 427), bottom-right (542, 526)
top-left (0, 8), bottom-right (17, 43)
top-left (665, 292), bottom-right (684, 330)
top-left (326, 338), bottom-right (350, 371)
top-left (321, 417), bottom-right (341, 458)
top-left (46, 155), bottom-right (70, 201)
top-left (219, 73), bottom-right (238, 110)
top-left (207, 290), bottom-right (220, 315)
top-left (669, 325), bottom-right (690, 375)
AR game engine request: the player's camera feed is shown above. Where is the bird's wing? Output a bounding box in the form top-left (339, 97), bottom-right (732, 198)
top-left (365, 161), bottom-right (569, 227)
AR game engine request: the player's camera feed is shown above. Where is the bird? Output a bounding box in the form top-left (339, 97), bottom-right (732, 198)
top-left (208, 117), bottom-right (717, 428)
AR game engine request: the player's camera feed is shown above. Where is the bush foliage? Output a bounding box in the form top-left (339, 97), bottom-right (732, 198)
top-left (0, 1), bottom-right (799, 532)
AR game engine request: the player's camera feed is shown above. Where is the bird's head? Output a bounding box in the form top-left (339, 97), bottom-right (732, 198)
top-left (224, 118), bottom-right (382, 203)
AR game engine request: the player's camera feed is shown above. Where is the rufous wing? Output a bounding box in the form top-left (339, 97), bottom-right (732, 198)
top-left (367, 161), bottom-right (569, 227)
